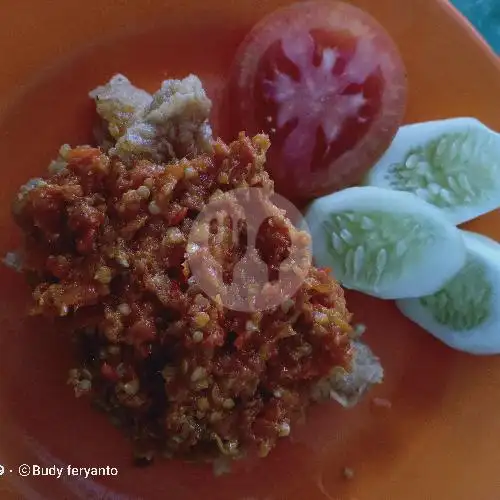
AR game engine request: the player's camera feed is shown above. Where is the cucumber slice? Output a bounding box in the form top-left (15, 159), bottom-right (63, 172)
top-left (364, 117), bottom-right (500, 225)
top-left (397, 231), bottom-right (500, 355)
top-left (304, 186), bottom-right (466, 299)
top-left (462, 230), bottom-right (500, 253)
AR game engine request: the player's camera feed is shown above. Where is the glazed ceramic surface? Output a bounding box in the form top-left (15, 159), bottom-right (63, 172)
top-left (1, 1), bottom-right (500, 499)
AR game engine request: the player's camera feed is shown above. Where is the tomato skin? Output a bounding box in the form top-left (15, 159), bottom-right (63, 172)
top-left (225, 1), bottom-right (407, 202)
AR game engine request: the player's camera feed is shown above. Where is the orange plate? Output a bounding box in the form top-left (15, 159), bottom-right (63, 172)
top-left (1, 0), bottom-right (500, 499)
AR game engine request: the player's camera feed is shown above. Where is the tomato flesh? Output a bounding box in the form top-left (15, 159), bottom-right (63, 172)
top-left (256, 29), bottom-right (384, 172)
top-left (226, 1), bottom-right (407, 202)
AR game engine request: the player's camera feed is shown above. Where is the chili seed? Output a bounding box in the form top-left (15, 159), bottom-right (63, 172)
top-left (197, 397), bottom-right (210, 411)
top-left (194, 312), bottom-right (210, 328)
top-left (192, 330), bottom-right (204, 343)
top-left (107, 345), bottom-right (120, 356)
top-left (136, 185), bottom-right (151, 200)
top-left (245, 320), bottom-right (258, 332)
top-left (94, 266), bottom-right (113, 284)
top-left (191, 366), bottom-right (207, 382)
top-left (313, 311), bottom-right (329, 325)
top-left (78, 379), bottom-right (92, 392)
top-left (222, 398), bottom-right (235, 410)
top-left (164, 227), bottom-right (185, 245)
top-left (278, 422), bottom-right (290, 437)
top-left (123, 379), bottom-right (140, 395)
top-left (118, 303), bottom-right (131, 316)
top-left (148, 201), bottom-right (161, 215)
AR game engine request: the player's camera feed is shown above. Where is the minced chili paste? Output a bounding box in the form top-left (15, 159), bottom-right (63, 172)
top-left (12, 133), bottom-right (357, 464)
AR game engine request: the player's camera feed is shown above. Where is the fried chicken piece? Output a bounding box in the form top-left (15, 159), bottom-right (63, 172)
top-left (89, 74), bottom-right (153, 140)
top-left (311, 339), bottom-right (384, 407)
top-left (90, 74), bottom-right (213, 164)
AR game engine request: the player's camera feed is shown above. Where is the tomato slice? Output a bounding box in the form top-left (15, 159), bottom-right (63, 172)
top-left (225, 1), bottom-right (407, 202)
